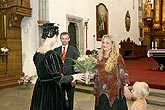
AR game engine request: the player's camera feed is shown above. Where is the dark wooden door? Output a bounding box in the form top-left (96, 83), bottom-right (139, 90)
top-left (68, 22), bottom-right (78, 48)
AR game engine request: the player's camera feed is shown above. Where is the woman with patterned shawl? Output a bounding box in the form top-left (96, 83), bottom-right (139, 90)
top-left (93, 34), bottom-right (131, 110)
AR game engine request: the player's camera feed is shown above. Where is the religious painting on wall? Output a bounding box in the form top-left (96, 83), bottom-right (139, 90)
top-left (96, 3), bottom-right (108, 41)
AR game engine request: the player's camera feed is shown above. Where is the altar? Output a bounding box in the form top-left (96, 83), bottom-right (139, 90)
top-left (147, 49), bottom-right (165, 71)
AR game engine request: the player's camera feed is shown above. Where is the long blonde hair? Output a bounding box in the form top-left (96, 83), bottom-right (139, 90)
top-left (98, 34), bottom-right (119, 72)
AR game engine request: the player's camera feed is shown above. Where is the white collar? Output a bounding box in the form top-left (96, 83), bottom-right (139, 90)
top-left (62, 45), bottom-right (68, 51)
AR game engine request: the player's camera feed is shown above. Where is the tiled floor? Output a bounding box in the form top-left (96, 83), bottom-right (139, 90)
top-left (0, 85), bottom-right (165, 110)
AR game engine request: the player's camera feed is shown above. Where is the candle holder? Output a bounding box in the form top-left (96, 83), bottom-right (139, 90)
top-left (151, 42), bottom-right (154, 50)
top-left (155, 42), bottom-right (157, 50)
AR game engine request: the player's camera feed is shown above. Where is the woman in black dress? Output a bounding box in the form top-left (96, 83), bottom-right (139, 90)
top-left (30, 23), bottom-right (85, 110)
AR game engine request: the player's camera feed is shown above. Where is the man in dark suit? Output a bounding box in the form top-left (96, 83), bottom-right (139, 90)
top-left (54, 32), bottom-right (79, 110)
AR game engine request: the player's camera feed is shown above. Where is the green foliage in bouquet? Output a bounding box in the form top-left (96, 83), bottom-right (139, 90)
top-left (73, 54), bottom-right (97, 73)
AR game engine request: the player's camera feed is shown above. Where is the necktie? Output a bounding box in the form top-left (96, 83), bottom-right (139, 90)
top-left (61, 47), bottom-right (66, 75)
top-left (62, 47), bottom-right (66, 63)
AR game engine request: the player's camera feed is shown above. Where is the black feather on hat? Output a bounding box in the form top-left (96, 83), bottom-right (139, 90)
top-left (41, 23), bottom-right (59, 39)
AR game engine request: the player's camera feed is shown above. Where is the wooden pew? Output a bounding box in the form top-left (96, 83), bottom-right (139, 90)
top-left (119, 38), bottom-right (147, 59)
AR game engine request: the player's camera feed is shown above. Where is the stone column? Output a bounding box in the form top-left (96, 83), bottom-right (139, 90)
top-left (38, 0), bottom-right (49, 26)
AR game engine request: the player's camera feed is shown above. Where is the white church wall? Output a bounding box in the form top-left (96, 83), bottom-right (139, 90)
top-left (109, 0), bottom-right (140, 47)
top-left (21, 0), bottom-right (39, 78)
top-left (48, 0), bottom-right (139, 50)
top-left (21, 0), bottom-right (139, 77)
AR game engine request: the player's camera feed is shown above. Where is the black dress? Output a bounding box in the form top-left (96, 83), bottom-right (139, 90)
top-left (30, 50), bottom-right (73, 110)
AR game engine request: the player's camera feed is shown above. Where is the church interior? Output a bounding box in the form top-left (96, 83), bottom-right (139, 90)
top-left (0, 0), bottom-right (165, 110)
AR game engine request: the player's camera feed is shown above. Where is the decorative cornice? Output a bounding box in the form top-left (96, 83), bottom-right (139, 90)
top-left (37, 20), bottom-right (49, 26)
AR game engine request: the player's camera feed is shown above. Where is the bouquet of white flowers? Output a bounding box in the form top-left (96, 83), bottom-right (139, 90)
top-left (0, 46), bottom-right (10, 54)
top-left (73, 54), bottom-right (97, 84)
top-left (18, 74), bottom-right (33, 87)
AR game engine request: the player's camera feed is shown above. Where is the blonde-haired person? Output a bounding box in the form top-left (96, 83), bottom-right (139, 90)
top-left (93, 34), bottom-right (131, 110)
top-left (130, 81), bottom-right (150, 110)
